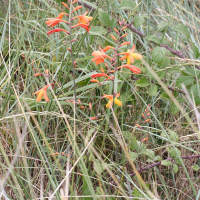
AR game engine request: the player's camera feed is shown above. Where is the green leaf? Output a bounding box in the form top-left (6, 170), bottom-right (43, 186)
top-left (160, 92), bottom-right (170, 99)
top-left (90, 26), bottom-right (107, 35)
top-left (150, 85), bottom-right (158, 96)
top-left (98, 12), bottom-right (110, 27)
top-left (93, 159), bottom-right (108, 175)
top-left (192, 164), bottom-right (200, 171)
top-left (152, 47), bottom-right (167, 64)
top-left (173, 24), bottom-right (190, 39)
top-left (130, 136), bottom-right (138, 151)
top-left (157, 21), bottom-right (169, 31)
top-left (168, 130), bottom-right (179, 142)
top-left (110, 18), bottom-right (117, 29)
top-left (142, 149), bottom-right (155, 158)
top-left (173, 164), bottom-right (179, 173)
top-left (176, 76), bottom-right (194, 88)
top-left (154, 155), bottom-right (162, 161)
top-left (135, 78), bottom-right (150, 87)
top-left (145, 35), bottom-right (160, 44)
top-left (190, 84), bottom-right (200, 95)
top-left (161, 160), bottom-right (173, 166)
top-left (171, 103), bottom-right (179, 115)
top-left (134, 15), bottom-right (144, 26)
top-left (184, 67), bottom-right (197, 77)
top-left (159, 57), bottom-right (170, 68)
top-left (118, 0), bottom-right (136, 10)
top-left (130, 152), bottom-right (138, 161)
top-left (192, 44), bottom-right (200, 59)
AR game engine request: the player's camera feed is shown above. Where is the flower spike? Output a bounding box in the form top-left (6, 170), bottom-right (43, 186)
top-left (91, 49), bottom-right (112, 65)
top-left (72, 23), bottom-right (91, 33)
top-left (102, 93), bottom-right (122, 108)
top-left (73, 14), bottom-right (92, 24)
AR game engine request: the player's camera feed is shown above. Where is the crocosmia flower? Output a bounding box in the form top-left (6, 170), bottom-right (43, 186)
top-left (102, 93), bottom-right (122, 108)
top-left (72, 23), bottom-right (91, 33)
top-left (47, 28), bottom-right (70, 35)
top-left (91, 50), bottom-right (112, 65)
top-left (73, 12), bottom-right (92, 24)
top-left (120, 45), bottom-right (142, 65)
top-left (45, 19), bottom-right (69, 27)
top-left (34, 84), bottom-right (54, 102)
top-left (91, 73), bottom-right (110, 79)
top-left (116, 64), bottom-right (141, 74)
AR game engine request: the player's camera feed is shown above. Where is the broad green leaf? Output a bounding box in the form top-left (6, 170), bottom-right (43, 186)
top-left (145, 35), bottom-right (160, 44)
top-left (173, 164), bottom-right (178, 173)
top-left (90, 26), bottom-right (107, 35)
top-left (98, 12), bottom-right (110, 27)
top-left (192, 44), bottom-right (200, 59)
top-left (134, 15), bottom-right (144, 26)
top-left (192, 164), bottom-right (200, 171)
top-left (159, 57), bottom-right (170, 68)
top-left (161, 160), bottom-right (172, 166)
top-left (152, 47), bottom-right (167, 64)
top-left (142, 149), bottom-right (155, 158)
top-left (160, 92), bottom-right (170, 99)
top-left (184, 67), bottom-right (197, 77)
top-left (130, 136), bottom-right (138, 151)
top-left (168, 130), bottom-right (179, 142)
top-left (150, 85), bottom-right (158, 96)
top-left (157, 21), bottom-right (169, 31)
top-left (176, 76), bottom-right (194, 88)
top-left (110, 18), bottom-right (117, 29)
top-left (190, 84), bottom-right (200, 95)
top-left (171, 103), bottom-right (179, 115)
top-left (130, 152), bottom-right (138, 161)
top-left (118, 0), bottom-right (136, 10)
top-left (154, 155), bottom-right (162, 161)
top-left (135, 78), bottom-right (150, 87)
top-left (173, 24), bottom-right (190, 39)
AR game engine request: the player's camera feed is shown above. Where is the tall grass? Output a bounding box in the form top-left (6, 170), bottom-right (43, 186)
top-left (0, 0), bottom-right (200, 199)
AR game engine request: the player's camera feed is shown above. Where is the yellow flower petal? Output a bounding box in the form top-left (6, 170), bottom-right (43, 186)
top-left (114, 98), bottom-right (122, 106)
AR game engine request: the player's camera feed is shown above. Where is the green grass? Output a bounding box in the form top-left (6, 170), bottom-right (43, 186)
top-left (0, 0), bottom-right (200, 199)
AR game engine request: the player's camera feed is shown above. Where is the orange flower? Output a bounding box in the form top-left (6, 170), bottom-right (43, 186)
top-left (34, 73), bottom-right (43, 77)
top-left (120, 33), bottom-right (128, 38)
top-left (34, 84), bottom-right (54, 102)
top-left (102, 93), bottom-right (122, 108)
top-left (90, 79), bottom-right (101, 85)
top-left (102, 46), bottom-right (113, 52)
top-left (62, 2), bottom-right (69, 9)
top-left (120, 45), bottom-right (142, 64)
top-left (91, 73), bottom-right (110, 79)
top-left (116, 64), bottom-right (141, 74)
top-left (89, 102), bottom-right (92, 110)
top-left (120, 42), bottom-right (131, 46)
top-left (91, 50), bottom-right (112, 65)
top-left (73, 13), bottom-right (92, 24)
top-left (72, 6), bottom-right (82, 12)
top-left (111, 34), bottom-right (117, 42)
top-left (72, 0), bottom-right (78, 4)
top-left (45, 19), bottom-right (69, 27)
top-left (91, 117), bottom-right (98, 120)
top-left (47, 28), bottom-right (70, 35)
top-left (56, 13), bottom-right (69, 19)
top-left (72, 23), bottom-right (91, 33)
top-left (141, 137), bottom-right (148, 143)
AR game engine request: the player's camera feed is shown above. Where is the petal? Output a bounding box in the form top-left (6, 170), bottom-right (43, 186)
top-left (127, 57), bottom-right (131, 65)
top-left (43, 90), bottom-right (49, 102)
top-left (131, 53), bottom-right (143, 59)
top-left (114, 98), bottom-right (122, 106)
top-left (106, 101), bottom-right (112, 108)
top-left (120, 55), bottom-right (127, 60)
top-left (128, 55), bottom-right (134, 64)
top-left (130, 45), bottom-right (136, 53)
top-left (36, 90), bottom-right (44, 102)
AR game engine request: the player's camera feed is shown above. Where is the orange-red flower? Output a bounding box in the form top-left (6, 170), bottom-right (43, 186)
top-left (102, 93), bottom-right (122, 108)
top-left (120, 42), bottom-right (131, 47)
top-left (72, 6), bottom-right (82, 12)
top-left (91, 73), bottom-right (110, 79)
top-left (89, 102), bottom-right (92, 110)
top-left (91, 117), bottom-right (98, 120)
top-left (120, 45), bottom-right (142, 64)
top-left (116, 64), bottom-right (141, 74)
top-left (111, 35), bottom-right (117, 42)
top-left (45, 19), bottom-right (69, 27)
top-left (90, 79), bottom-right (101, 85)
top-left (102, 46), bottom-right (113, 52)
top-left (72, 23), bottom-right (91, 33)
top-left (62, 2), bottom-right (69, 9)
top-left (73, 12), bottom-right (92, 24)
top-left (34, 84), bottom-right (54, 102)
top-left (47, 28), bottom-right (70, 35)
top-left (56, 13), bottom-right (69, 19)
top-left (91, 49), bottom-right (112, 65)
